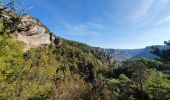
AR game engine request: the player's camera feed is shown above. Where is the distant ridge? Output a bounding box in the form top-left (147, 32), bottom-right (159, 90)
top-left (104, 45), bottom-right (170, 62)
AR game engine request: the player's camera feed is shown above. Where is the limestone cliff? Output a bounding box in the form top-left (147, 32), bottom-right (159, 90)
top-left (14, 14), bottom-right (56, 51)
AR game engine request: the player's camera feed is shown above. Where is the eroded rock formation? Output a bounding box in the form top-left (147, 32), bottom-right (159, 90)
top-left (15, 14), bottom-right (56, 51)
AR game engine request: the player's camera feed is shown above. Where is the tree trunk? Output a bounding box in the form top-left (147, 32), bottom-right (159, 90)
top-left (140, 79), bottom-right (144, 100)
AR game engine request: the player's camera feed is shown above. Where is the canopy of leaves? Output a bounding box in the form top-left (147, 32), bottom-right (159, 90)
top-left (0, 1), bottom-right (170, 99)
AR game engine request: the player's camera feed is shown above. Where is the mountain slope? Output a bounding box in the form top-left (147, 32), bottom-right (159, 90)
top-left (0, 11), bottom-right (117, 99)
top-left (105, 45), bottom-right (170, 62)
top-left (105, 49), bottom-right (143, 62)
top-left (1, 8), bottom-right (170, 99)
top-left (134, 45), bottom-right (170, 59)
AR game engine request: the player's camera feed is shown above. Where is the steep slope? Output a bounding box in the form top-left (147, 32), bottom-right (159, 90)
top-left (0, 11), bottom-right (117, 99)
top-left (134, 45), bottom-right (170, 59)
top-left (15, 14), bottom-right (53, 51)
top-left (105, 49), bottom-right (143, 62)
top-left (1, 11), bottom-right (58, 51)
top-left (105, 45), bottom-right (170, 62)
top-left (14, 13), bottom-right (116, 66)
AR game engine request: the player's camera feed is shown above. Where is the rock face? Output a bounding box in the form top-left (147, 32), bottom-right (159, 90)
top-left (95, 47), bottom-right (117, 65)
top-left (105, 45), bottom-right (170, 63)
top-left (105, 49), bottom-right (143, 63)
top-left (15, 14), bottom-right (55, 51)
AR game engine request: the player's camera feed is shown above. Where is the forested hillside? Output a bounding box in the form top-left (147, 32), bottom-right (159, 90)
top-left (0, 1), bottom-right (170, 100)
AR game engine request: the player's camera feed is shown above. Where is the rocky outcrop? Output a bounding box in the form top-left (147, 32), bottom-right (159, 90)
top-left (105, 49), bottom-right (143, 62)
top-left (15, 14), bottom-right (56, 51)
top-left (94, 47), bottom-right (116, 66)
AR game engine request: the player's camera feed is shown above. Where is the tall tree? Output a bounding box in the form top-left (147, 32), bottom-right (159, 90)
top-left (122, 58), bottom-right (150, 100)
top-left (151, 39), bottom-right (170, 64)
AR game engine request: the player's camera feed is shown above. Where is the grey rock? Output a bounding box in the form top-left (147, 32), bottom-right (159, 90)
top-left (15, 14), bottom-right (56, 51)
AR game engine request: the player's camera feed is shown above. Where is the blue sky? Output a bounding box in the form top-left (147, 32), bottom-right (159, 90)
top-left (4, 0), bottom-right (170, 49)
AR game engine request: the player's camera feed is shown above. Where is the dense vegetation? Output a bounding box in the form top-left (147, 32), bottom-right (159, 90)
top-left (0, 1), bottom-right (170, 100)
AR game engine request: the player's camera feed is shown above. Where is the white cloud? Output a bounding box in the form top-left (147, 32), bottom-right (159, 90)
top-left (159, 0), bottom-right (170, 3)
top-left (62, 22), bottom-right (104, 36)
top-left (86, 22), bottom-right (104, 29)
top-left (154, 15), bottom-right (170, 26)
top-left (131, 0), bottom-right (155, 24)
top-left (131, 0), bottom-right (170, 28)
